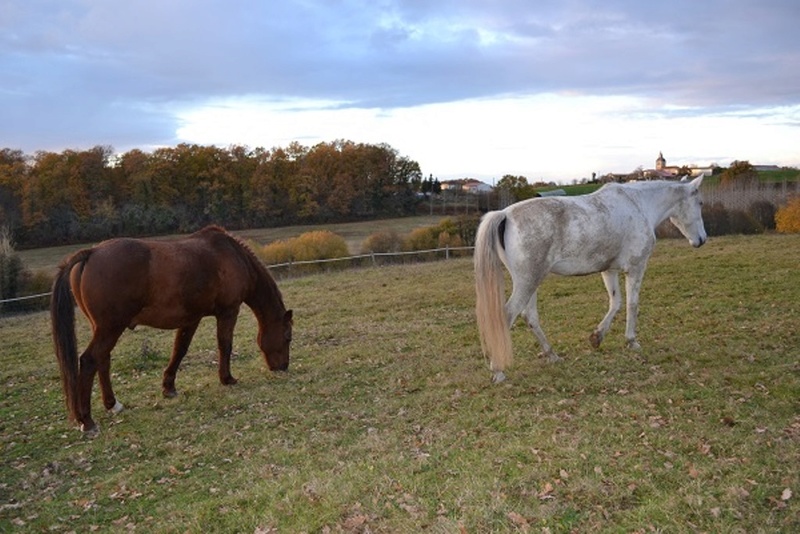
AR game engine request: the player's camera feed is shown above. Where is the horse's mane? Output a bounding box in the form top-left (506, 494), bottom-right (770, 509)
top-left (597, 180), bottom-right (689, 202)
top-left (604, 180), bottom-right (683, 191)
top-left (195, 225), bottom-right (285, 311)
top-left (194, 225), bottom-right (261, 267)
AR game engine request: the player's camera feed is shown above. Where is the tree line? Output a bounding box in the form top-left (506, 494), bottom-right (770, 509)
top-left (0, 140), bottom-right (425, 248)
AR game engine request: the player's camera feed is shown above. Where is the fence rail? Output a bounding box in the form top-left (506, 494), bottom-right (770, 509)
top-left (0, 246), bottom-right (475, 312)
top-left (0, 292), bottom-right (52, 304)
top-left (267, 245), bottom-right (474, 269)
top-left (701, 180), bottom-right (800, 210)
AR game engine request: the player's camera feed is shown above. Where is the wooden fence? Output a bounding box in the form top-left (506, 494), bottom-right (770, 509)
top-left (0, 246), bottom-right (475, 315)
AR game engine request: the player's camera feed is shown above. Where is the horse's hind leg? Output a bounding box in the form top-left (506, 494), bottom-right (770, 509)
top-left (79, 328), bottom-right (125, 434)
top-left (590, 270), bottom-right (622, 349)
top-left (162, 321), bottom-right (200, 398)
top-left (522, 290), bottom-right (561, 362)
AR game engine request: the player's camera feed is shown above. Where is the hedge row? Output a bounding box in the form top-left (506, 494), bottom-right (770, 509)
top-left (656, 198), bottom-right (792, 239)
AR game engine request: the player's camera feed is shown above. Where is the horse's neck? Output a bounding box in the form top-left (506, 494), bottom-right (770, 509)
top-left (221, 233), bottom-right (285, 323)
top-left (628, 184), bottom-right (681, 228)
top-left (245, 266), bottom-right (285, 323)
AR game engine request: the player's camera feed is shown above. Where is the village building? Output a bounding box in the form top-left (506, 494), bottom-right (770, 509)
top-left (440, 178), bottom-right (493, 194)
top-left (644, 152), bottom-right (716, 179)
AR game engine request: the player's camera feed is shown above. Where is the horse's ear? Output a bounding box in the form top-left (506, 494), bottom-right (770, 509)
top-left (284, 309), bottom-right (293, 323)
top-left (690, 175), bottom-right (704, 188)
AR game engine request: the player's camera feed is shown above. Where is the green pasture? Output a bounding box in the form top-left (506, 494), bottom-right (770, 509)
top-left (1, 234), bottom-right (798, 532)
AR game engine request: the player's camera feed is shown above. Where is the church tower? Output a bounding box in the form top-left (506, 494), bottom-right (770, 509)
top-left (656, 152), bottom-right (666, 171)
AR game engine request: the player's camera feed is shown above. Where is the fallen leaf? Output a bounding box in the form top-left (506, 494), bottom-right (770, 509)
top-left (343, 514), bottom-right (368, 530)
top-left (538, 482), bottom-right (555, 500)
top-left (507, 511), bottom-right (530, 531)
top-left (781, 488), bottom-right (792, 501)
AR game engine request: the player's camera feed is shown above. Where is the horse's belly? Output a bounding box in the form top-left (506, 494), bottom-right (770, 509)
top-left (131, 307), bottom-right (203, 330)
top-left (551, 258), bottom-right (616, 276)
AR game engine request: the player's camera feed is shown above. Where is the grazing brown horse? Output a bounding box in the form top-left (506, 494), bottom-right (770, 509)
top-left (51, 225), bottom-right (293, 435)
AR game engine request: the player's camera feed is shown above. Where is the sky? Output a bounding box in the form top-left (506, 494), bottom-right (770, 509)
top-left (2, 0), bottom-right (799, 184)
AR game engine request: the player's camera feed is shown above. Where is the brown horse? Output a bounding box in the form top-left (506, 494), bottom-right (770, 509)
top-left (51, 225), bottom-right (293, 435)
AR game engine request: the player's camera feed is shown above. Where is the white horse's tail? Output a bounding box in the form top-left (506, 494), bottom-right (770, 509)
top-left (474, 210), bottom-right (512, 374)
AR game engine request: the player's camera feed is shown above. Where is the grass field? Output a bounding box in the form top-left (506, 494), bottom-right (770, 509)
top-left (1, 233), bottom-right (798, 532)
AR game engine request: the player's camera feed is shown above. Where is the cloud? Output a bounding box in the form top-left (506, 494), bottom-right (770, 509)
top-left (1, 0), bottom-right (799, 178)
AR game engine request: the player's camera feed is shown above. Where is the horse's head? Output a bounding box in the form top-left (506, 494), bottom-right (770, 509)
top-left (669, 175), bottom-right (707, 248)
top-left (259, 309), bottom-right (293, 371)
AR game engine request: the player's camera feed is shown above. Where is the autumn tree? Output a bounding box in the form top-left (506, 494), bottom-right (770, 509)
top-left (496, 174), bottom-right (536, 202)
top-left (0, 149), bottom-right (27, 230)
top-left (720, 160), bottom-right (759, 188)
top-left (0, 140), bottom-right (425, 246)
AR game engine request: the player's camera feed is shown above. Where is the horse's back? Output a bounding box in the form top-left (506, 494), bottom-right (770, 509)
top-left (502, 187), bottom-right (646, 275)
top-left (74, 231), bottom-right (244, 330)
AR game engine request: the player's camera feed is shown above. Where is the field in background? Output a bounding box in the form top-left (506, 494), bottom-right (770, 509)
top-left (2, 234), bottom-right (798, 532)
top-left (16, 169), bottom-right (800, 274)
top-left (17, 215), bottom-right (447, 274)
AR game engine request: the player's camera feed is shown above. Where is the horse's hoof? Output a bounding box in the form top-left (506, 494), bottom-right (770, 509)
top-left (221, 376), bottom-right (238, 386)
top-left (81, 423), bottom-right (100, 438)
top-left (163, 388), bottom-right (178, 399)
top-left (589, 331), bottom-right (603, 349)
top-left (108, 401), bottom-right (124, 414)
top-left (547, 353), bottom-right (563, 363)
top-left (626, 339), bottom-right (642, 351)
top-left (492, 371), bottom-right (507, 383)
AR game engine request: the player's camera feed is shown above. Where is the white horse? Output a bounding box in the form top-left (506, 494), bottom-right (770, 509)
top-left (475, 177), bottom-right (707, 383)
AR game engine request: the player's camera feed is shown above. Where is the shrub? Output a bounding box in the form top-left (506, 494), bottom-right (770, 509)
top-left (259, 231), bottom-right (349, 267)
top-left (1, 228), bottom-right (22, 305)
top-left (727, 209), bottom-right (762, 235)
top-left (403, 227), bottom-right (439, 252)
top-left (260, 239), bottom-right (294, 265)
top-left (776, 196), bottom-right (800, 233)
top-left (453, 215), bottom-right (481, 247)
top-left (437, 231), bottom-right (463, 249)
top-left (291, 231), bottom-right (349, 262)
top-left (747, 200), bottom-right (777, 231)
top-left (361, 230), bottom-right (403, 254)
top-left (0, 227), bottom-right (51, 314)
top-left (702, 202), bottom-right (730, 236)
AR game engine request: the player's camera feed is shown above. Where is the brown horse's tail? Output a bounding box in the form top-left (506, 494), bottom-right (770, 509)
top-left (50, 249), bottom-right (91, 422)
top-left (474, 210), bottom-right (513, 375)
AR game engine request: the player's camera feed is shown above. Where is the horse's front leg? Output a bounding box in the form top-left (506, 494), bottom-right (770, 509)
top-left (162, 321), bottom-right (200, 398)
top-left (590, 270), bottom-right (621, 349)
top-left (624, 268), bottom-right (646, 351)
top-left (216, 312), bottom-right (239, 386)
